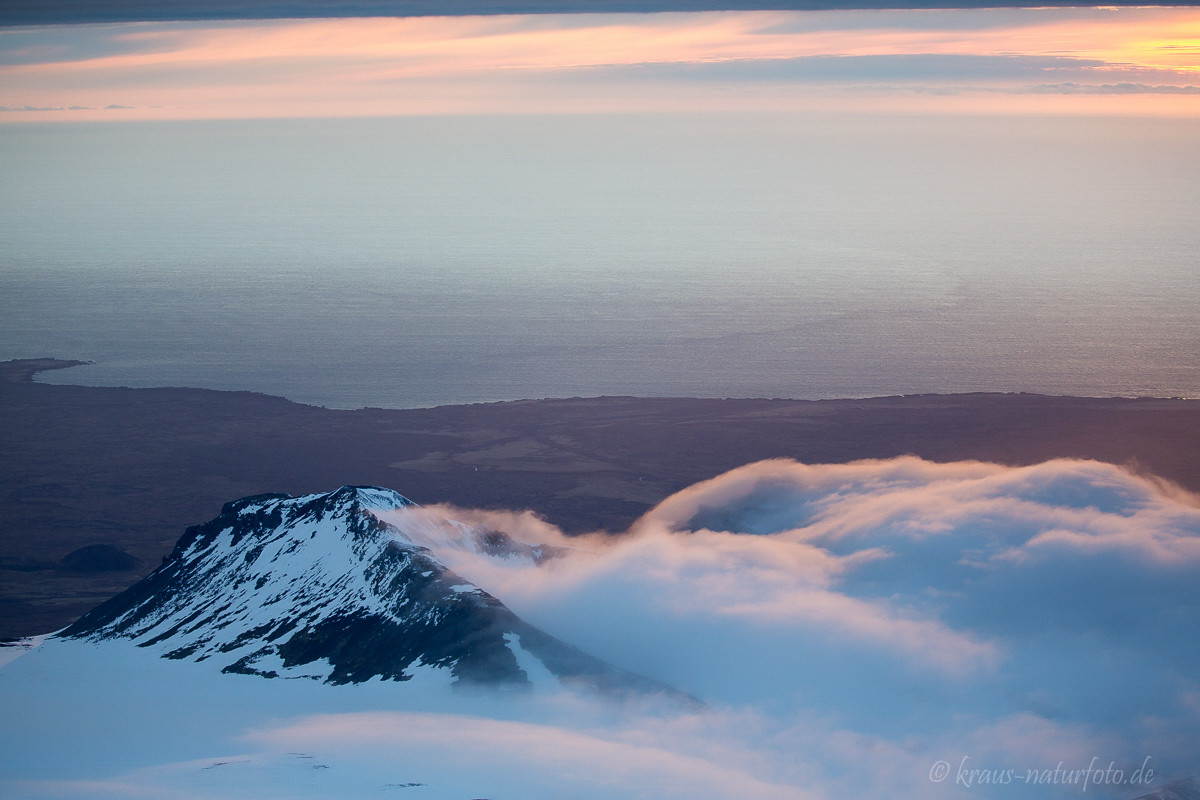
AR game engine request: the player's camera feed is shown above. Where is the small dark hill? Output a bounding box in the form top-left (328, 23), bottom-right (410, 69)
top-left (58, 544), bottom-right (141, 574)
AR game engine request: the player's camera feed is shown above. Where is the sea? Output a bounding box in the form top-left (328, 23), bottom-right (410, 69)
top-left (2, 113), bottom-right (1197, 409)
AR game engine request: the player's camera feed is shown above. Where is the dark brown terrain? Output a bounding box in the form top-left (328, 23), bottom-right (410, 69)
top-left (3, 357), bottom-right (1199, 638)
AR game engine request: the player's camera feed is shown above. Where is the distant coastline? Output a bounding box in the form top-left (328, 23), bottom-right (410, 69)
top-left (0, 358), bottom-right (92, 384)
top-left (18, 357), bottom-right (1199, 410)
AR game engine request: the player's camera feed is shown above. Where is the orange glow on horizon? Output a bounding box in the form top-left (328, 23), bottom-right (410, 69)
top-left (2, 9), bottom-right (1199, 120)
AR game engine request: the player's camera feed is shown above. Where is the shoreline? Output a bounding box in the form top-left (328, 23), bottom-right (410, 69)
top-left (0, 358), bottom-right (93, 384)
top-left (10, 357), bottom-right (1198, 409)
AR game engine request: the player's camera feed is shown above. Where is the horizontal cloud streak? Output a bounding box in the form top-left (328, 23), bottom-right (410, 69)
top-left (0, 103), bottom-right (132, 110)
top-left (579, 53), bottom-right (1112, 82)
top-left (2, 9), bottom-right (1199, 118)
top-left (1023, 82), bottom-right (1200, 95)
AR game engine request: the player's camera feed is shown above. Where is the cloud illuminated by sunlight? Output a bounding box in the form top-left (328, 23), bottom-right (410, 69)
top-left (2, 8), bottom-right (1200, 119)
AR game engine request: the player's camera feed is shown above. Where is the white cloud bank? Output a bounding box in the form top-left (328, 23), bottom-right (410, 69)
top-left (3, 457), bottom-right (1198, 799)
top-left (417, 457), bottom-right (1200, 784)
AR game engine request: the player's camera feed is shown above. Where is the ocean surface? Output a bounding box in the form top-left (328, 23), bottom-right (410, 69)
top-left (2, 113), bottom-right (1198, 408)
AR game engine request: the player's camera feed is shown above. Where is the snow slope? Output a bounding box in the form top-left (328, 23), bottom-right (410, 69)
top-left (62, 486), bottom-right (668, 695)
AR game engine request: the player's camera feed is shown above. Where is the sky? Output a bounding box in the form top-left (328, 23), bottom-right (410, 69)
top-left (3, 7), bottom-right (1200, 119)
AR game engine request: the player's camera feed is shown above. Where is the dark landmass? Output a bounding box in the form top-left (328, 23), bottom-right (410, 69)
top-left (1, 358), bottom-right (93, 383)
top-left (4, 0), bottom-right (1197, 26)
top-left (3, 357), bottom-right (1200, 638)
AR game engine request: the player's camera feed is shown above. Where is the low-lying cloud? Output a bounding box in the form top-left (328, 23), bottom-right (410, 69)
top-left (5, 456), bottom-right (1197, 799)
top-left (410, 457), bottom-right (1200, 787)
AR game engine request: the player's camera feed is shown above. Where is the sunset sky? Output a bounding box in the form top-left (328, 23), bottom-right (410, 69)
top-left (3, 5), bottom-right (1200, 795)
top-left (3, 7), bottom-right (1200, 119)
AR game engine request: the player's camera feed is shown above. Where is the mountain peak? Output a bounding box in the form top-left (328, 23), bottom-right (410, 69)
top-left (61, 487), bottom-right (674, 698)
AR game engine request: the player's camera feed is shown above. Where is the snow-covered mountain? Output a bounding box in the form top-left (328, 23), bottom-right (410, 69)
top-left (62, 486), bottom-right (665, 695)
